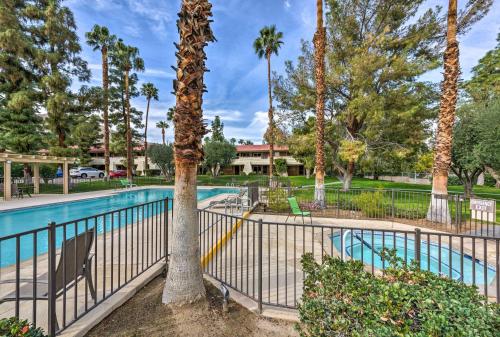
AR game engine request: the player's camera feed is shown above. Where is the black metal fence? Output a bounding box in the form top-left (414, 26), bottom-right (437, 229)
top-left (0, 198), bottom-right (171, 335)
top-left (198, 209), bottom-right (500, 311)
top-left (259, 186), bottom-right (500, 237)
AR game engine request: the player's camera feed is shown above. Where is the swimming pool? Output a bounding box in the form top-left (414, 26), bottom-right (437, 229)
top-left (332, 230), bottom-right (496, 285)
top-left (0, 188), bottom-right (237, 267)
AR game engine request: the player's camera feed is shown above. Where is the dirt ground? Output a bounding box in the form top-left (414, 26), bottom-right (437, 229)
top-left (86, 277), bottom-right (298, 337)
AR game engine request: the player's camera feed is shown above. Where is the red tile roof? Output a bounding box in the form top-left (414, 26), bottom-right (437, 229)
top-left (236, 144), bottom-right (288, 152)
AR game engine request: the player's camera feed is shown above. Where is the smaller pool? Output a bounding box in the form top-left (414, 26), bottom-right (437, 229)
top-left (332, 230), bottom-right (496, 285)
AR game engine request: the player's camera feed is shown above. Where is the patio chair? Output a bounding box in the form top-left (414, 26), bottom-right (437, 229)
top-left (11, 184), bottom-right (24, 199)
top-left (119, 179), bottom-right (137, 188)
top-left (209, 189), bottom-right (250, 214)
top-left (285, 197), bottom-right (312, 224)
top-left (0, 229), bottom-right (96, 327)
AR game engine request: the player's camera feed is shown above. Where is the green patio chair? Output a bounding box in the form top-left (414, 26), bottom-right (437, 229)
top-left (286, 197), bottom-right (312, 224)
top-left (119, 179), bottom-right (137, 188)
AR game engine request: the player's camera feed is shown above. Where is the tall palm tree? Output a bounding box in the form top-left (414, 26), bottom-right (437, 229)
top-left (141, 82), bottom-right (159, 176)
top-left (253, 25), bottom-right (284, 179)
top-left (314, 0), bottom-right (326, 207)
top-left (427, 0), bottom-right (459, 223)
top-left (162, 0), bottom-right (215, 305)
top-left (111, 40), bottom-right (144, 181)
top-left (156, 120), bottom-right (169, 145)
top-left (85, 25), bottom-right (116, 178)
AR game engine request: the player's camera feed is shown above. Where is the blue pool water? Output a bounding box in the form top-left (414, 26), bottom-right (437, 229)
top-left (0, 188), bottom-right (237, 267)
top-left (332, 230), bottom-right (496, 285)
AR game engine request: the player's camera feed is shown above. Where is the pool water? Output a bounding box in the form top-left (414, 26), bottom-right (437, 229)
top-left (0, 188), bottom-right (237, 267)
top-left (332, 230), bottom-right (496, 285)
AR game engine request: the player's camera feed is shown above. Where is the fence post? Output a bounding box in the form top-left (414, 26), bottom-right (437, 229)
top-left (257, 219), bottom-right (263, 314)
top-left (414, 228), bottom-right (421, 271)
top-left (391, 189), bottom-right (395, 219)
top-left (47, 221), bottom-right (57, 337)
top-left (164, 197), bottom-right (169, 264)
top-left (336, 189), bottom-right (340, 217)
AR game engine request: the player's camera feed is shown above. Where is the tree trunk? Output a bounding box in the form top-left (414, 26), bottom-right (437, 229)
top-left (102, 46), bottom-right (110, 178)
top-left (464, 178), bottom-right (473, 198)
top-left (427, 0), bottom-right (458, 224)
top-left (163, 0), bottom-right (214, 306)
top-left (162, 162), bottom-right (205, 304)
top-left (162, 128), bottom-right (166, 145)
top-left (267, 53), bottom-right (274, 180)
top-left (125, 70), bottom-right (133, 180)
top-left (306, 168), bottom-right (311, 179)
top-left (485, 166), bottom-right (500, 188)
top-left (314, 0), bottom-right (326, 207)
top-left (144, 98), bottom-right (151, 176)
top-left (342, 163), bottom-right (354, 191)
top-left (58, 132), bottom-right (65, 148)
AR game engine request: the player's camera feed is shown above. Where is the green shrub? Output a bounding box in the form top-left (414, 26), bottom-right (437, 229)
top-left (267, 188), bottom-right (289, 212)
top-left (447, 175), bottom-right (462, 186)
top-left (0, 318), bottom-right (47, 337)
top-left (297, 251), bottom-right (500, 337)
top-left (352, 191), bottom-right (387, 217)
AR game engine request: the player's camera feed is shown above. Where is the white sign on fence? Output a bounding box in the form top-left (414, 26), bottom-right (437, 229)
top-left (470, 198), bottom-right (496, 222)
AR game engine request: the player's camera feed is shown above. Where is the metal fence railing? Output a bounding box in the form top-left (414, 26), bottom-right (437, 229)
top-left (258, 186), bottom-right (500, 237)
top-left (0, 198), bottom-right (171, 335)
top-left (198, 209), bottom-right (500, 310)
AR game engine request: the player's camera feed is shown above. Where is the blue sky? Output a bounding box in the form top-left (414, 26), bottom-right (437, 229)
top-left (67, 0), bottom-right (500, 144)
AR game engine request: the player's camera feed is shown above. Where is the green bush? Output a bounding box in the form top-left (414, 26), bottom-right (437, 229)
top-left (352, 191), bottom-right (387, 217)
top-left (297, 251), bottom-right (500, 337)
top-left (267, 188), bottom-right (289, 212)
top-left (0, 318), bottom-right (47, 337)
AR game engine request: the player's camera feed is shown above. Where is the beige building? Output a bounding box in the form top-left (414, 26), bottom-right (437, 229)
top-left (224, 145), bottom-right (304, 176)
top-left (89, 146), bottom-right (159, 173)
top-left (87, 144), bottom-right (304, 176)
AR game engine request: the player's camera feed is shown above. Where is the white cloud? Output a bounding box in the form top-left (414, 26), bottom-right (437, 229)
top-left (126, 0), bottom-right (174, 39)
top-left (124, 22), bottom-right (142, 38)
top-left (204, 109), bottom-right (243, 122)
top-left (284, 0), bottom-right (291, 9)
top-left (144, 68), bottom-right (175, 79)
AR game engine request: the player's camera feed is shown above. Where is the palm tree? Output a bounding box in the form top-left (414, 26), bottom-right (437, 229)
top-left (156, 121), bottom-right (169, 145)
top-left (85, 25), bottom-right (116, 178)
top-left (141, 82), bottom-right (159, 176)
top-left (314, 0), bottom-right (326, 207)
top-left (162, 0), bottom-right (215, 305)
top-left (427, 0), bottom-right (459, 223)
top-left (111, 40), bottom-right (144, 181)
top-left (253, 25), bottom-right (284, 179)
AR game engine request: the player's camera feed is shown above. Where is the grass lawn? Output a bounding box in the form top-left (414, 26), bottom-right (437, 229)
top-left (30, 175), bottom-right (499, 198)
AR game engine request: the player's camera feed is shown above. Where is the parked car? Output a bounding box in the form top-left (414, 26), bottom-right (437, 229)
top-left (69, 167), bottom-right (105, 178)
top-left (109, 170), bottom-right (127, 179)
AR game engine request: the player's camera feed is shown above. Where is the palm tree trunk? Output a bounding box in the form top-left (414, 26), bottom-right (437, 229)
top-left (163, 0), bottom-right (214, 305)
top-left (162, 128), bottom-right (166, 145)
top-left (427, 0), bottom-right (458, 224)
top-left (144, 98), bottom-right (150, 176)
top-left (267, 53), bottom-right (274, 180)
top-left (162, 161), bottom-right (205, 304)
top-left (125, 69), bottom-right (133, 180)
top-left (314, 0), bottom-right (326, 207)
top-left (102, 46), bottom-right (110, 178)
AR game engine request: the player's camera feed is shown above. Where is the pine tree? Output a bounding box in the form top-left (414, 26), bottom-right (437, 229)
top-left (210, 115), bottom-right (224, 142)
top-left (0, 0), bottom-right (43, 155)
top-left (31, 0), bottom-right (90, 152)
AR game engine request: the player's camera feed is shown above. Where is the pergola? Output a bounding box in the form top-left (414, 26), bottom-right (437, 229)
top-left (0, 153), bottom-right (77, 201)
